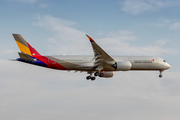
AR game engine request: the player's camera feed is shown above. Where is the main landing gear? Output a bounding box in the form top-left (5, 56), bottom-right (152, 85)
top-left (94, 72), bottom-right (104, 77)
top-left (86, 76), bottom-right (96, 81)
top-left (159, 70), bottom-right (163, 78)
top-left (86, 72), bottom-right (96, 81)
top-left (86, 71), bottom-right (104, 81)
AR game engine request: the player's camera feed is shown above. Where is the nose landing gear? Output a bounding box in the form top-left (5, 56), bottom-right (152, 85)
top-left (159, 70), bottom-right (163, 78)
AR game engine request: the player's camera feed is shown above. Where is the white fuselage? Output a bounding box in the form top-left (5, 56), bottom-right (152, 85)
top-left (47, 55), bottom-right (171, 71)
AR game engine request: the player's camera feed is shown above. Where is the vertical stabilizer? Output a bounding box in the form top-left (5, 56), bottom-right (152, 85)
top-left (12, 34), bottom-right (41, 57)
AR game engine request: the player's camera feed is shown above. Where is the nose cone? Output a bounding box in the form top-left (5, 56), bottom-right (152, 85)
top-left (166, 63), bottom-right (171, 69)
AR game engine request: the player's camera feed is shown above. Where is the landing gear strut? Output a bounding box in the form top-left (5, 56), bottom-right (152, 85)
top-left (159, 70), bottom-right (163, 78)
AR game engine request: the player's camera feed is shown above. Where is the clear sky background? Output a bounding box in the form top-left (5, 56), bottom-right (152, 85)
top-left (1, 0), bottom-right (180, 120)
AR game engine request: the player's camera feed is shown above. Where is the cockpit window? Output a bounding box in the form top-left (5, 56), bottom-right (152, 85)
top-left (163, 60), bottom-right (166, 62)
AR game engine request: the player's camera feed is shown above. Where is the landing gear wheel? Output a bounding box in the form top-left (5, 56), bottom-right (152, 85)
top-left (159, 75), bottom-right (162, 78)
top-left (91, 77), bottom-right (96, 81)
top-left (99, 73), bottom-right (104, 77)
top-left (94, 72), bottom-right (99, 76)
top-left (86, 76), bottom-right (91, 80)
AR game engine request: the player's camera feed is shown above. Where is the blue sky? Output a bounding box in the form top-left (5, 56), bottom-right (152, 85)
top-left (1, 0), bottom-right (180, 120)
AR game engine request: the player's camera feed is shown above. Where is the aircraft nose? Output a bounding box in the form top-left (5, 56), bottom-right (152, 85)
top-left (166, 63), bottom-right (171, 69)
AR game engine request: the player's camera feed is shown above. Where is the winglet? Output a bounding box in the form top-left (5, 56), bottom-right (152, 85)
top-left (86, 34), bottom-right (95, 42)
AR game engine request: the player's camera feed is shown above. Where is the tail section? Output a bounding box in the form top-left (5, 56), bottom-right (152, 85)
top-left (12, 34), bottom-right (47, 67)
top-left (12, 34), bottom-right (68, 70)
top-left (12, 34), bottom-right (41, 57)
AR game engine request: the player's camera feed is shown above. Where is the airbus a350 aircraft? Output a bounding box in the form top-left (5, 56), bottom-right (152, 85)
top-left (13, 34), bottom-right (171, 80)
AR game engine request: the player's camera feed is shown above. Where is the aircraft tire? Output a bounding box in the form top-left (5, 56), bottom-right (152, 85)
top-left (91, 77), bottom-right (96, 81)
top-left (86, 76), bottom-right (91, 80)
top-left (94, 72), bottom-right (99, 76)
top-left (99, 73), bottom-right (104, 77)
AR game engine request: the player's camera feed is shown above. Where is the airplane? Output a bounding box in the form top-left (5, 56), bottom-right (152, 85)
top-left (12, 34), bottom-right (171, 80)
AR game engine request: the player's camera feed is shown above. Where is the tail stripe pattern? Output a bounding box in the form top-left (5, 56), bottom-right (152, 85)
top-left (13, 34), bottom-right (68, 70)
top-left (15, 40), bottom-right (32, 56)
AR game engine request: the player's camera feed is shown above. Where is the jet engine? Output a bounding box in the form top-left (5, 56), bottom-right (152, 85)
top-left (99, 71), bottom-right (114, 78)
top-left (112, 61), bottom-right (132, 71)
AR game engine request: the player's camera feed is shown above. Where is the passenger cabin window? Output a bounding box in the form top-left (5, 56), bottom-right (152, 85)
top-left (163, 60), bottom-right (166, 62)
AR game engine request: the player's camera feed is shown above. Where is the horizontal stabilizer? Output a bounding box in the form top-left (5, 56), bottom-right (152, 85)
top-left (18, 52), bottom-right (34, 61)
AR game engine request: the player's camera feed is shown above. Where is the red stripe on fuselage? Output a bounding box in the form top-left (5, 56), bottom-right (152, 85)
top-left (27, 43), bottom-right (68, 70)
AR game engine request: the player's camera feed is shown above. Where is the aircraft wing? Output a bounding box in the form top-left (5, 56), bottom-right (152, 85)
top-left (86, 35), bottom-right (115, 71)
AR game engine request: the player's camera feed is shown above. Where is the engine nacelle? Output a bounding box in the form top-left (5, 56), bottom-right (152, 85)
top-left (99, 71), bottom-right (114, 78)
top-left (112, 61), bottom-right (132, 71)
